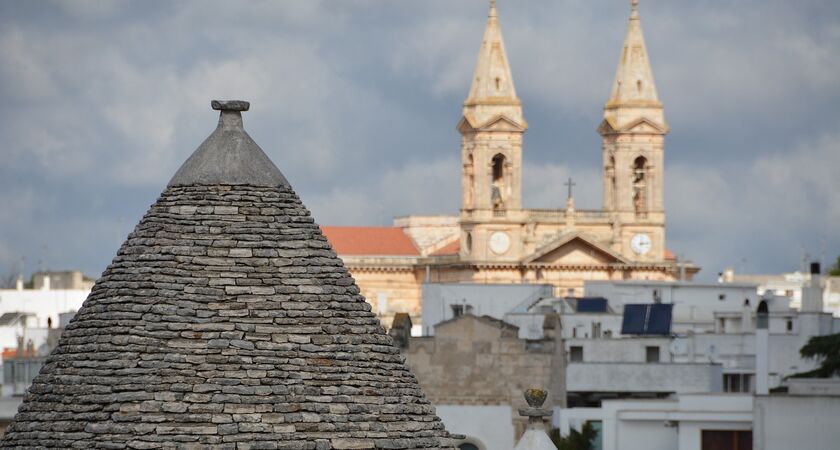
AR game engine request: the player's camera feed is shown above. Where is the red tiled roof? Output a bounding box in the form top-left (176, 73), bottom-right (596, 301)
top-left (321, 226), bottom-right (420, 256)
top-left (664, 249), bottom-right (676, 260)
top-left (430, 239), bottom-right (460, 256)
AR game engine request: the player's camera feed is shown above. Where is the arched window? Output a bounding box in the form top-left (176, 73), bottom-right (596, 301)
top-left (491, 154), bottom-right (506, 209)
top-left (457, 438), bottom-right (486, 450)
top-left (492, 154), bottom-right (505, 182)
top-left (632, 156), bottom-right (648, 216)
top-left (757, 300), bottom-right (769, 329)
top-left (633, 156), bottom-right (647, 182)
top-left (465, 154), bottom-right (475, 208)
top-left (606, 155), bottom-right (617, 209)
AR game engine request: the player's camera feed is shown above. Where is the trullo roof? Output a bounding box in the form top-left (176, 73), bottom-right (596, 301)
top-left (0, 100), bottom-right (453, 450)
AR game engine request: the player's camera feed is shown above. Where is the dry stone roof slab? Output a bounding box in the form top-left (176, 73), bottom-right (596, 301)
top-left (0, 101), bottom-right (452, 450)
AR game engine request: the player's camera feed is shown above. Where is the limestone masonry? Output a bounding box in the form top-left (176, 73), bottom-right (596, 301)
top-left (0, 102), bottom-right (453, 449)
top-left (322, 0), bottom-right (698, 328)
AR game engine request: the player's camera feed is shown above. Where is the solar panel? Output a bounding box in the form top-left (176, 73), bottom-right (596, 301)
top-left (647, 304), bottom-right (673, 334)
top-left (621, 303), bottom-right (673, 335)
top-left (621, 304), bottom-right (648, 334)
top-left (576, 297), bottom-right (608, 313)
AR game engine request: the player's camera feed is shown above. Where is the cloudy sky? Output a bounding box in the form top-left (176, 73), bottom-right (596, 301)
top-left (0, 0), bottom-right (838, 282)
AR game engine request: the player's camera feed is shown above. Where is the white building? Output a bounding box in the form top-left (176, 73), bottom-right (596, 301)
top-left (0, 284), bottom-right (89, 431)
top-left (414, 268), bottom-right (839, 449)
top-left (723, 263), bottom-right (840, 316)
top-left (0, 287), bottom-right (88, 354)
top-left (556, 394), bottom-right (753, 450)
top-left (555, 379), bottom-right (840, 450)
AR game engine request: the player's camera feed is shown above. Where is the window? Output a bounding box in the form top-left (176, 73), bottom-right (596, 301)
top-left (491, 154), bottom-right (506, 210)
top-left (632, 156), bottom-right (648, 216)
top-left (701, 430), bottom-right (752, 450)
top-left (588, 421), bottom-right (604, 450)
top-left (492, 154), bottom-right (505, 182)
top-left (570, 346), bottom-right (583, 362)
top-left (723, 373), bottom-right (753, 393)
top-left (451, 304), bottom-right (464, 318)
top-left (645, 346), bottom-right (660, 363)
top-left (786, 319), bottom-right (793, 332)
top-left (458, 444), bottom-right (480, 450)
top-left (718, 293), bottom-right (726, 301)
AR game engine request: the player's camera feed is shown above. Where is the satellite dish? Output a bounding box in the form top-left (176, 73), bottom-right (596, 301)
top-left (670, 339), bottom-right (688, 355)
top-left (708, 344), bottom-right (718, 358)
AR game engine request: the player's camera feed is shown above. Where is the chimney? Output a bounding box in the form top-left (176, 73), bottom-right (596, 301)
top-left (741, 299), bottom-right (752, 333)
top-left (755, 300), bottom-right (769, 395)
top-left (801, 261), bottom-right (823, 313)
top-left (15, 275), bottom-right (23, 291)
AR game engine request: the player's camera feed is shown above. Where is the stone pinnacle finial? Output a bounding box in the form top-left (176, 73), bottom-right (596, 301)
top-left (167, 99), bottom-right (290, 188)
top-left (524, 388), bottom-right (547, 408)
top-left (489, 0), bottom-right (497, 17)
top-left (631, 0), bottom-right (639, 18)
top-left (211, 100), bottom-right (250, 111)
top-left (519, 388), bottom-right (552, 425)
top-left (514, 388), bottom-right (555, 450)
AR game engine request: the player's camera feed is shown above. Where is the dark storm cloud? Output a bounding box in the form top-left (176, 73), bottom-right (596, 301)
top-left (0, 0), bottom-right (838, 281)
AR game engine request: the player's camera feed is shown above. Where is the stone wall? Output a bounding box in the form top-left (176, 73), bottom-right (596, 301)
top-left (400, 314), bottom-right (565, 438)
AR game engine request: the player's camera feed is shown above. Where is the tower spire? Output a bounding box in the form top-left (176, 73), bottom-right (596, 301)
top-left (462, 0), bottom-right (524, 128)
top-left (598, 0), bottom-right (667, 258)
top-left (458, 0), bottom-right (526, 244)
top-left (604, 0), bottom-right (665, 129)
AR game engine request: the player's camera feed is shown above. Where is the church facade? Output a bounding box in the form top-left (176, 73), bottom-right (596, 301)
top-left (323, 0), bottom-right (698, 327)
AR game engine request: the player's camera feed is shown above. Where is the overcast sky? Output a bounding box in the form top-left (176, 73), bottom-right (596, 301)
top-left (0, 0), bottom-right (838, 282)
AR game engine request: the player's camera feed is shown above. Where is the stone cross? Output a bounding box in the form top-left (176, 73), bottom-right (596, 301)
top-left (564, 177), bottom-right (575, 200)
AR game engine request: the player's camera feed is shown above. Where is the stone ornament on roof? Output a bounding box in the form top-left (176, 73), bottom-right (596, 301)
top-left (513, 388), bottom-right (556, 450)
top-left (0, 101), bottom-right (454, 449)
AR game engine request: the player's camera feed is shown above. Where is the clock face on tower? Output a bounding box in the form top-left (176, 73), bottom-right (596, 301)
top-left (489, 231), bottom-right (511, 255)
top-left (631, 233), bottom-right (652, 255)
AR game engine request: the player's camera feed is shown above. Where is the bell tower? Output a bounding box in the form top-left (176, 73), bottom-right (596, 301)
top-left (598, 0), bottom-right (667, 261)
top-left (458, 0), bottom-right (527, 262)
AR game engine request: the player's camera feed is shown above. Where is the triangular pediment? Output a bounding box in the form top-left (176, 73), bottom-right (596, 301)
top-left (597, 117), bottom-right (620, 135)
top-left (457, 114), bottom-right (479, 133)
top-left (598, 116), bottom-right (668, 135)
top-left (480, 114), bottom-right (526, 131)
top-left (624, 116), bottom-right (668, 134)
top-left (459, 114), bottom-right (526, 133)
top-left (435, 314), bottom-right (518, 340)
top-left (524, 232), bottom-right (628, 265)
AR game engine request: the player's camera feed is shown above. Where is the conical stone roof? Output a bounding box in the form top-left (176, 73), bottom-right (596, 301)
top-left (1, 101), bottom-right (453, 450)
